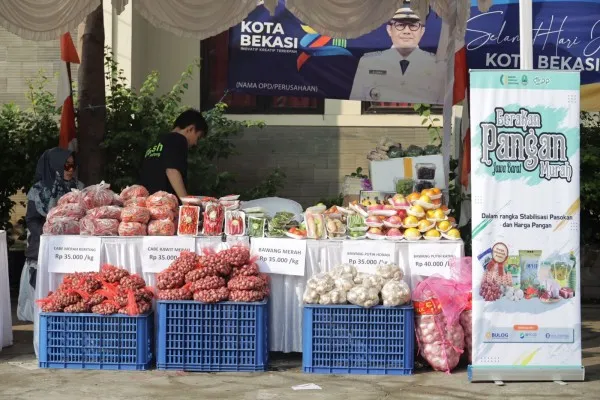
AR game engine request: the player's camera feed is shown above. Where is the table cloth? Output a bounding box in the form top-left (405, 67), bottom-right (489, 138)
top-left (34, 235), bottom-right (462, 354)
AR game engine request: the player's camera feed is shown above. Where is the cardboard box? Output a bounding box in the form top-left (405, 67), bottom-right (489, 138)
top-left (369, 155), bottom-right (446, 192)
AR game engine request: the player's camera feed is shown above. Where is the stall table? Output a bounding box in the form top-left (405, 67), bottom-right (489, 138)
top-left (34, 235), bottom-right (463, 354)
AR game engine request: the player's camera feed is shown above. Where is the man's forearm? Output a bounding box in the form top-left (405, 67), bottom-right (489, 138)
top-left (166, 169), bottom-right (188, 198)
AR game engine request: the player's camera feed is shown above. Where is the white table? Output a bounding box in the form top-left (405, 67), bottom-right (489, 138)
top-left (34, 235), bottom-right (463, 354)
top-left (0, 231), bottom-right (14, 350)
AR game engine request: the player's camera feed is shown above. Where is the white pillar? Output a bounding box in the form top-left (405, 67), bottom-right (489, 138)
top-left (519, 0), bottom-right (533, 69)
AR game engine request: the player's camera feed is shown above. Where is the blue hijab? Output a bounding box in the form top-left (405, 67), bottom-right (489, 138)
top-left (27, 148), bottom-right (84, 217)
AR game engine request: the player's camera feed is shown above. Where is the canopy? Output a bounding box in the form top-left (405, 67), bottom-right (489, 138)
top-left (0, 0), bottom-right (493, 41)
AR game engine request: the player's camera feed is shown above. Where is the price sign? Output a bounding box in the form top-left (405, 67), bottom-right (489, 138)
top-left (141, 236), bottom-right (196, 273)
top-left (251, 238), bottom-right (306, 276)
top-left (341, 240), bottom-right (396, 273)
top-left (408, 242), bottom-right (463, 280)
top-left (48, 236), bottom-right (101, 273)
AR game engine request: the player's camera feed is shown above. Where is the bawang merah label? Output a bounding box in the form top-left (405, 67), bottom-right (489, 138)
top-left (145, 143), bottom-right (163, 159)
top-left (479, 108), bottom-right (574, 183)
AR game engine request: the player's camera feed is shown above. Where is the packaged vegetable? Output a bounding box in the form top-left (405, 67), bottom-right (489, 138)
top-left (79, 217), bottom-right (119, 236)
top-left (121, 206), bottom-right (151, 224)
top-left (148, 219), bottom-right (176, 236)
top-left (376, 264), bottom-right (404, 281)
top-left (147, 191), bottom-right (178, 210)
top-left (247, 216), bottom-right (266, 238)
top-left (178, 205), bottom-right (200, 236)
top-left (387, 145), bottom-right (404, 158)
top-left (82, 182), bottom-right (115, 210)
top-left (423, 144), bottom-right (441, 155)
top-left (86, 205), bottom-right (122, 220)
top-left (307, 273), bottom-right (335, 295)
top-left (148, 206), bottom-right (175, 221)
top-left (325, 215), bottom-right (345, 239)
top-left (347, 214), bottom-right (366, 230)
top-left (202, 203), bottom-right (224, 236)
top-left (302, 288), bottom-right (320, 304)
top-left (381, 280), bottom-right (411, 306)
top-left (416, 163), bottom-right (437, 180)
top-left (305, 212), bottom-right (326, 240)
top-left (404, 145), bottom-right (424, 157)
top-left (347, 286), bottom-right (380, 308)
top-left (43, 217), bottom-right (80, 235)
top-left (120, 185), bottom-right (149, 201)
top-left (225, 210), bottom-right (246, 236)
top-left (47, 203), bottom-right (86, 221)
top-left (125, 197), bottom-right (147, 207)
top-left (319, 289), bottom-right (347, 305)
top-left (118, 222), bottom-right (147, 236)
top-left (330, 264), bottom-right (357, 279)
top-left (395, 178), bottom-right (415, 196)
top-left (57, 190), bottom-right (83, 207)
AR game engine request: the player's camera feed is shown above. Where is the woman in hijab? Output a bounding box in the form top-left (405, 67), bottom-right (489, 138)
top-left (17, 148), bottom-right (84, 322)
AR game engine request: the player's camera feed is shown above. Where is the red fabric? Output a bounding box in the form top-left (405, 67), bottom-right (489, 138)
top-left (59, 96), bottom-right (76, 149)
top-left (453, 47), bottom-right (468, 105)
top-left (60, 33), bottom-right (80, 64)
top-left (460, 131), bottom-right (470, 188)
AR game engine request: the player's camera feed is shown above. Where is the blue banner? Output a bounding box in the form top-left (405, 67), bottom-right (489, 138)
top-left (228, 0), bottom-right (600, 110)
top-left (228, 1), bottom-right (446, 104)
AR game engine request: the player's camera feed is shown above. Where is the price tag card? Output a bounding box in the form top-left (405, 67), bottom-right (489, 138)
top-left (141, 236), bottom-right (196, 273)
top-left (408, 242), bottom-right (463, 279)
top-left (341, 240), bottom-right (396, 273)
top-left (251, 238), bottom-right (306, 276)
top-left (48, 236), bottom-right (102, 273)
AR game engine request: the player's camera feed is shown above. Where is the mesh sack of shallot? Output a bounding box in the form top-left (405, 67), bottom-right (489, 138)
top-left (120, 185), bottom-right (149, 201)
top-left (170, 251), bottom-right (200, 274)
top-left (147, 191), bottom-right (178, 210)
top-left (120, 274), bottom-right (146, 291)
top-left (121, 206), bottom-right (151, 224)
top-left (43, 217), bottom-right (80, 235)
top-left (157, 286), bottom-right (193, 300)
top-left (79, 217), bottom-right (119, 236)
top-left (118, 222), bottom-right (147, 236)
top-left (99, 264), bottom-right (130, 283)
top-left (228, 289), bottom-right (266, 302)
top-left (198, 252), bottom-right (231, 276)
top-left (220, 246), bottom-right (250, 267)
top-left (227, 274), bottom-right (267, 291)
top-left (191, 276), bottom-right (226, 291)
top-left (47, 203), bottom-right (86, 220)
top-left (148, 206), bottom-right (175, 221)
top-left (82, 182), bottom-right (115, 209)
top-left (193, 287), bottom-right (229, 303)
top-left (231, 263), bottom-right (259, 278)
top-left (86, 205), bottom-right (122, 220)
top-left (156, 269), bottom-right (185, 290)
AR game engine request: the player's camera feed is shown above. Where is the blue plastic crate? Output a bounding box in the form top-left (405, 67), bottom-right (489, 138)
top-left (303, 304), bottom-right (414, 375)
top-left (39, 312), bottom-right (154, 370)
top-left (157, 300), bottom-right (268, 372)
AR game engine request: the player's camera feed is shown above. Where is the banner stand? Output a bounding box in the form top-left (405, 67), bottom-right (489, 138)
top-left (468, 69), bottom-right (585, 383)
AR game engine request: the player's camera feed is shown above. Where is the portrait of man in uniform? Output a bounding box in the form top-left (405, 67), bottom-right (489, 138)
top-left (349, 2), bottom-right (445, 104)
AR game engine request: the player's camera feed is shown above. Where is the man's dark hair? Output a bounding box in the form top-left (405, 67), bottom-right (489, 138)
top-left (173, 108), bottom-right (208, 134)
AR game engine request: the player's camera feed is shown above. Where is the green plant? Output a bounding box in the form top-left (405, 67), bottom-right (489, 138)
top-left (581, 111), bottom-right (600, 246)
top-left (349, 167), bottom-right (368, 179)
top-left (101, 48), bottom-right (276, 198)
top-left (317, 193), bottom-right (344, 208)
top-left (413, 103), bottom-right (443, 145)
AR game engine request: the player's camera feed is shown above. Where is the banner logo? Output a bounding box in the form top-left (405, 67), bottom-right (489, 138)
top-left (296, 25), bottom-right (353, 70)
top-left (479, 108), bottom-right (573, 182)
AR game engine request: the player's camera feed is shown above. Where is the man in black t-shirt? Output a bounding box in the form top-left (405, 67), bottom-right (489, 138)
top-left (140, 109), bottom-right (208, 199)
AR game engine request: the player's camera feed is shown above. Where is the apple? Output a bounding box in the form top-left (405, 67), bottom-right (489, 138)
top-left (386, 216), bottom-right (403, 225)
top-left (368, 227), bottom-right (383, 235)
top-left (392, 194), bottom-right (405, 202)
top-left (387, 228), bottom-right (403, 237)
top-left (366, 216), bottom-right (381, 223)
top-left (368, 204), bottom-right (383, 211)
top-left (396, 209), bottom-right (408, 219)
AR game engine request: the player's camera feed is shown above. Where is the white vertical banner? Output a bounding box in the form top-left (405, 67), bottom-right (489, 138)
top-left (469, 70), bottom-right (584, 381)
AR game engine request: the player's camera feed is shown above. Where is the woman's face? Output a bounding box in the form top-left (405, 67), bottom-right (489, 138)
top-left (64, 156), bottom-right (75, 181)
